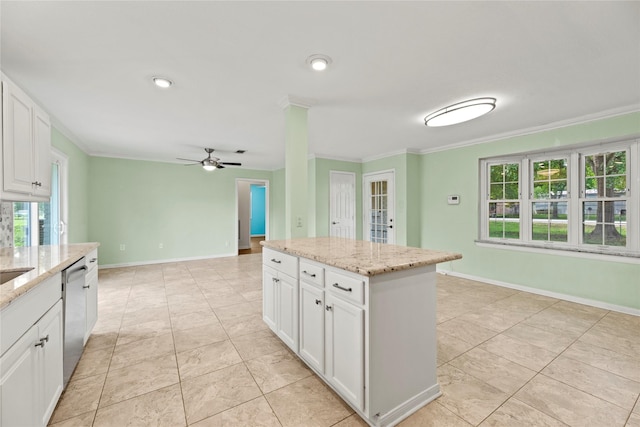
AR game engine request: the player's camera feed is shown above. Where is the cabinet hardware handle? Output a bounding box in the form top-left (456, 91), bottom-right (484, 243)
top-left (315, 299), bottom-right (322, 305)
top-left (90, 258), bottom-right (97, 263)
top-left (302, 270), bottom-right (316, 278)
top-left (272, 278), bottom-right (280, 283)
top-left (270, 258), bottom-right (282, 264)
top-left (83, 284), bottom-right (90, 289)
top-left (325, 305), bottom-right (333, 311)
top-left (332, 283), bottom-right (353, 292)
top-left (34, 335), bottom-right (49, 348)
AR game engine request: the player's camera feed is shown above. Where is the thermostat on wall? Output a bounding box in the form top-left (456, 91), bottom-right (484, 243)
top-left (447, 195), bottom-right (460, 205)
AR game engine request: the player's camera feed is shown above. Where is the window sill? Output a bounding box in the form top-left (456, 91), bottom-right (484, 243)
top-left (475, 240), bottom-right (640, 264)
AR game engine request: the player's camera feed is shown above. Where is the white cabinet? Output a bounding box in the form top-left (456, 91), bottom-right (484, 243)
top-left (299, 281), bottom-right (324, 373)
top-left (84, 249), bottom-right (99, 345)
top-left (262, 248), bottom-right (299, 353)
top-left (1, 78), bottom-right (51, 201)
top-left (0, 300), bottom-right (63, 427)
top-left (325, 292), bottom-right (364, 410)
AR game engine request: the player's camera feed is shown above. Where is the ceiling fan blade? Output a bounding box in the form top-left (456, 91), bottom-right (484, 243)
top-left (177, 158), bottom-right (201, 162)
top-left (220, 162), bottom-right (242, 166)
top-left (184, 163), bottom-right (201, 166)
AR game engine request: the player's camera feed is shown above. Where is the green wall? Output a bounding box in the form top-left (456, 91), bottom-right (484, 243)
top-left (421, 112), bottom-right (640, 310)
top-left (88, 157), bottom-right (272, 266)
top-left (51, 128), bottom-right (90, 243)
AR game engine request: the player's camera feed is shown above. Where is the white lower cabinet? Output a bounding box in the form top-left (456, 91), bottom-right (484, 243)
top-left (324, 292), bottom-right (364, 410)
top-left (299, 281), bottom-right (324, 373)
top-left (84, 249), bottom-right (99, 345)
top-left (262, 249), bottom-right (299, 353)
top-left (0, 300), bottom-right (63, 427)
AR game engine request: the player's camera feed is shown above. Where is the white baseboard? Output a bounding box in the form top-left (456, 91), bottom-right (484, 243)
top-left (99, 252), bottom-right (237, 269)
top-left (438, 269), bottom-right (640, 316)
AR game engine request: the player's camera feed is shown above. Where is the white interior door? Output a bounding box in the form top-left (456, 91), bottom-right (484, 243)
top-left (364, 171), bottom-right (395, 244)
top-left (330, 171), bottom-right (356, 239)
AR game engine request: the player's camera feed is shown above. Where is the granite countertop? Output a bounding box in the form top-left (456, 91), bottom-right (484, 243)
top-left (261, 237), bottom-right (462, 276)
top-left (0, 243), bottom-right (99, 309)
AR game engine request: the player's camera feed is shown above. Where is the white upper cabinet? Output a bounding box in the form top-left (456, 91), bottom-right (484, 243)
top-left (1, 78), bottom-right (52, 201)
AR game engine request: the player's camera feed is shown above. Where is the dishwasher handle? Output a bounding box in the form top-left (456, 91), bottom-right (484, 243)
top-left (66, 265), bottom-right (88, 282)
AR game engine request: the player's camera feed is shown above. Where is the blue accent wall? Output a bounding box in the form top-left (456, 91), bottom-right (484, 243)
top-left (250, 185), bottom-right (266, 235)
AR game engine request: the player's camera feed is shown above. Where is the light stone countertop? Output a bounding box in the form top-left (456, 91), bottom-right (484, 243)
top-left (261, 237), bottom-right (462, 276)
top-left (0, 243), bottom-right (99, 309)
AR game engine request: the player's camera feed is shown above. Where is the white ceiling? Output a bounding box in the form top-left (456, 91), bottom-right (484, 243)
top-left (1, 1), bottom-right (639, 171)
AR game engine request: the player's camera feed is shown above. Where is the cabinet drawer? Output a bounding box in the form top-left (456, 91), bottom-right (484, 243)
top-left (299, 260), bottom-right (324, 288)
top-left (263, 248), bottom-right (298, 278)
top-left (85, 249), bottom-right (98, 273)
top-left (326, 270), bottom-right (364, 305)
top-left (0, 272), bottom-right (62, 356)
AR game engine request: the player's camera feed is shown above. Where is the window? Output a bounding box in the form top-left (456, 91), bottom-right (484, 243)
top-left (12, 153), bottom-right (67, 247)
top-left (479, 139), bottom-right (639, 257)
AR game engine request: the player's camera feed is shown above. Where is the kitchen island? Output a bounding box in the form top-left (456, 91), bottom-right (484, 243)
top-left (261, 237), bottom-right (461, 427)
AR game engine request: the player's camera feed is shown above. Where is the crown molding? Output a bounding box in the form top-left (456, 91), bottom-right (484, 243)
top-left (278, 95), bottom-right (315, 110)
top-left (308, 153), bottom-right (362, 163)
top-left (361, 148), bottom-right (421, 163)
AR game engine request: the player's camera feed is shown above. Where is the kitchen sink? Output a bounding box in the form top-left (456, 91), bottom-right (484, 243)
top-left (0, 268), bottom-right (34, 285)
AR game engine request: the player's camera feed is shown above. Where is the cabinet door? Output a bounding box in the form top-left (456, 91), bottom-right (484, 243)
top-left (32, 105), bottom-right (51, 197)
top-left (0, 326), bottom-right (38, 427)
top-left (2, 80), bottom-right (34, 195)
top-left (84, 269), bottom-right (98, 344)
top-left (38, 301), bottom-right (63, 426)
top-left (299, 282), bottom-right (324, 373)
top-left (262, 267), bottom-right (277, 331)
top-left (277, 273), bottom-right (299, 353)
top-left (325, 294), bottom-right (364, 411)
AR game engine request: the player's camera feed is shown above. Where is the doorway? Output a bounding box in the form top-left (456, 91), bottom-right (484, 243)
top-left (329, 171), bottom-right (356, 239)
top-left (236, 179), bottom-right (269, 255)
top-left (363, 170), bottom-right (395, 244)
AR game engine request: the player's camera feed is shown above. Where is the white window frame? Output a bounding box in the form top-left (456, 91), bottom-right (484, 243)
top-left (479, 137), bottom-right (639, 259)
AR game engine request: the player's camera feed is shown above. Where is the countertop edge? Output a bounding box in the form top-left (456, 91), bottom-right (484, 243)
top-left (0, 243), bottom-right (100, 310)
top-left (261, 238), bottom-right (462, 277)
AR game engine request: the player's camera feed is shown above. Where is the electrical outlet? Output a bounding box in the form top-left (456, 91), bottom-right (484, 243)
top-left (159, 243), bottom-right (163, 249)
top-left (119, 244), bottom-right (125, 251)
top-left (296, 216), bottom-right (303, 227)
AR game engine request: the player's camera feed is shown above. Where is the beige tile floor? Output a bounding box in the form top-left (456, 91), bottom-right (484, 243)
top-left (49, 254), bottom-right (640, 426)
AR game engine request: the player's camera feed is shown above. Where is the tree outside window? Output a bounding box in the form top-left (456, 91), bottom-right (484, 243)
top-left (489, 163), bottom-right (520, 239)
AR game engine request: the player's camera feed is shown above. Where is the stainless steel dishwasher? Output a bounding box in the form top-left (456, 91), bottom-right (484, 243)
top-left (62, 258), bottom-right (87, 387)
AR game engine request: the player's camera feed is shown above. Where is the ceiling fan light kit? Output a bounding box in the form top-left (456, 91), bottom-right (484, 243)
top-left (177, 148), bottom-right (244, 171)
top-left (425, 97), bottom-right (496, 127)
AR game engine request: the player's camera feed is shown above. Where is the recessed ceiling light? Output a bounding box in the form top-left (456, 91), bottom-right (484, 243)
top-left (425, 98), bottom-right (496, 127)
top-left (153, 77), bottom-right (173, 89)
top-left (306, 54), bottom-right (332, 71)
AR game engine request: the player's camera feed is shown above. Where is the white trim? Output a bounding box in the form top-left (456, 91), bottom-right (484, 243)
top-left (278, 95), bottom-right (315, 109)
top-left (49, 116), bottom-right (92, 154)
top-left (362, 148), bottom-right (421, 163)
top-left (51, 148), bottom-right (69, 245)
top-left (421, 106), bottom-right (640, 155)
top-left (377, 384), bottom-right (441, 427)
top-left (99, 252), bottom-right (238, 269)
top-left (438, 270), bottom-right (640, 316)
top-left (475, 241), bottom-right (640, 264)
top-left (308, 153), bottom-right (361, 163)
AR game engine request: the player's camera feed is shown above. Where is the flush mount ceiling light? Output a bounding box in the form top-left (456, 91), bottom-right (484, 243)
top-left (424, 97), bottom-right (496, 127)
top-left (152, 77), bottom-right (173, 89)
top-left (306, 54), bottom-right (332, 71)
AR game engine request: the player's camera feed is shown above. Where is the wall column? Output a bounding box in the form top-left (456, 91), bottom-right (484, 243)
top-left (282, 98), bottom-right (309, 239)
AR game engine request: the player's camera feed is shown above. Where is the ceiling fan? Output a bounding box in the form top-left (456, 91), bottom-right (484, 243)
top-left (177, 148), bottom-right (243, 171)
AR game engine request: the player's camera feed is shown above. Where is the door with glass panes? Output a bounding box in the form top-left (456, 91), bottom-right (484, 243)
top-left (363, 171), bottom-right (395, 244)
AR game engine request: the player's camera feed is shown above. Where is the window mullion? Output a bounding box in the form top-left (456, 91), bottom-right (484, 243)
top-left (521, 159), bottom-right (531, 242)
top-left (569, 152), bottom-right (581, 246)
